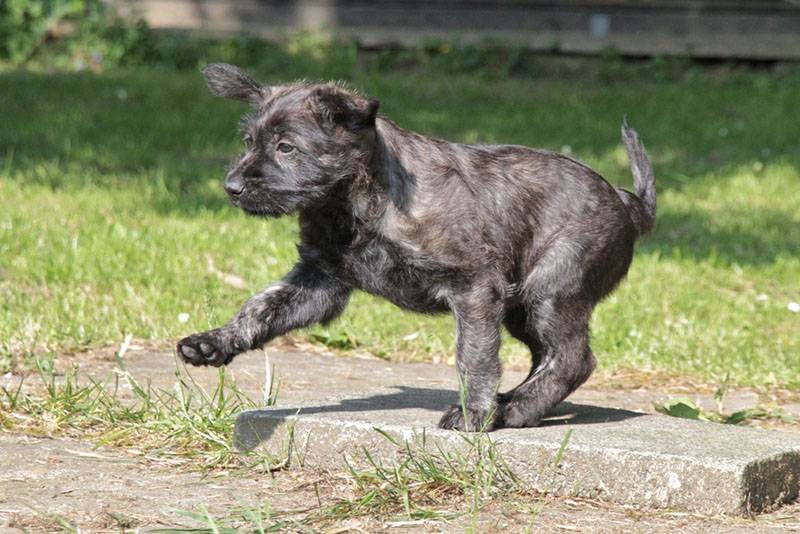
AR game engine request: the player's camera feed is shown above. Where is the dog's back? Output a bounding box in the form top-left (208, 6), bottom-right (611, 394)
top-left (367, 117), bottom-right (655, 298)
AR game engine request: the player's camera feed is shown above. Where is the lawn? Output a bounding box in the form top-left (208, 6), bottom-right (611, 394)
top-left (1, 56), bottom-right (798, 388)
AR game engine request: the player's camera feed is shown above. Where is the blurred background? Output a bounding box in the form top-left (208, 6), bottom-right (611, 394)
top-left (121, 0), bottom-right (800, 61)
top-left (0, 1), bottom-right (798, 391)
top-left (5, 1), bottom-right (800, 70)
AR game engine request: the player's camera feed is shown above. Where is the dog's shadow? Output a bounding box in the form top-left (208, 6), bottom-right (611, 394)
top-left (235, 386), bottom-right (644, 450)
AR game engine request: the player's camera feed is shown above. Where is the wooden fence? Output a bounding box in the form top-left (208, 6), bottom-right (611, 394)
top-left (115, 1), bottom-right (800, 60)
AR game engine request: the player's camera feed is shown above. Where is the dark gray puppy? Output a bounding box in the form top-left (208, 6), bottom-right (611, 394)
top-left (177, 63), bottom-right (656, 431)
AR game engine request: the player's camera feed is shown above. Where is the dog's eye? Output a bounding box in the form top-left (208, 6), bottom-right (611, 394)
top-left (243, 134), bottom-right (254, 148)
top-left (277, 142), bottom-right (295, 154)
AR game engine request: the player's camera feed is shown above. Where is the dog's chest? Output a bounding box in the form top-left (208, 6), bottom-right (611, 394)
top-left (342, 233), bottom-right (453, 313)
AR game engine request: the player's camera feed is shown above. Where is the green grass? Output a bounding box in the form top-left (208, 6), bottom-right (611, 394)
top-left (0, 339), bottom-right (281, 470)
top-left (160, 426), bottom-right (534, 531)
top-left (1, 56), bottom-right (799, 388)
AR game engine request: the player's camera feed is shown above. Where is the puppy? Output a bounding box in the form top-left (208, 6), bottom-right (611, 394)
top-left (178, 63), bottom-right (656, 431)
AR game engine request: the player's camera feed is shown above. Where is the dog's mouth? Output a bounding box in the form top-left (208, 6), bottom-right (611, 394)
top-left (228, 193), bottom-right (293, 218)
top-left (224, 181), bottom-right (324, 218)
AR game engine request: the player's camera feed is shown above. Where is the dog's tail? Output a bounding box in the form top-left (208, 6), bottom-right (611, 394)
top-left (618, 118), bottom-right (656, 236)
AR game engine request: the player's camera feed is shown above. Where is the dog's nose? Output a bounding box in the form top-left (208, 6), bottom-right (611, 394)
top-left (224, 175), bottom-right (244, 196)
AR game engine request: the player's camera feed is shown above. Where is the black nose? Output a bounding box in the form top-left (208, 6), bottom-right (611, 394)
top-left (224, 175), bottom-right (244, 196)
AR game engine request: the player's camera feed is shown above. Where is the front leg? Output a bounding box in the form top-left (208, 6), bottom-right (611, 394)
top-left (177, 262), bottom-right (349, 366)
top-left (438, 285), bottom-right (504, 432)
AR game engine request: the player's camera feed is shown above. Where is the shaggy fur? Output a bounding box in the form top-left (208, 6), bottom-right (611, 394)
top-left (177, 63), bottom-right (657, 431)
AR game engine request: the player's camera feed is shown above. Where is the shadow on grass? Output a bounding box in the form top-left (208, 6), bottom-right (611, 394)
top-left (3, 69), bottom-right (800, 188)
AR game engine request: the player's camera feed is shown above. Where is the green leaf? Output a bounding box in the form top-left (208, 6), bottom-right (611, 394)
top-left (724, 409), bottom-right (753, 425)
top-left (655, 398), bottom-right (702, 420)
top-left (310, 329), bottom-right (359, 350)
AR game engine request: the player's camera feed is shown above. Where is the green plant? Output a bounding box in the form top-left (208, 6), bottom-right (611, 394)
top-left (365, 38), bottom-right (538, 80)
top-left (654, 375), bottom-right (796, 425)
top-left (0, 0), bottom-right (78, 64)
top-left (0, 0), bottom-right (152, 68)
top-left (310, 329), bottom-right (359, 350)
top-left (597, 46), bottom-right (626, 82)
top-left (330, 428), bottom-right (521, 522)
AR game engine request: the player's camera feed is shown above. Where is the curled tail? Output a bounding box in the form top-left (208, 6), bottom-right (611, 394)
top-left (618, 118), bottom-right (656, 236)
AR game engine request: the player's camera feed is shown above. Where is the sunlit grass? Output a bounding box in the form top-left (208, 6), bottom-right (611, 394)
top-left (0, 339), bottom-right (281, 470)
top-left (158, 426), bottom-right (536, 531)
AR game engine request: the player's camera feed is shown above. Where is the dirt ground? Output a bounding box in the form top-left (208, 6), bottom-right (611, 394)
top-left (1, 433), bottom-right (798, 532)
top-left (1, 342), bottom-right (799, 532)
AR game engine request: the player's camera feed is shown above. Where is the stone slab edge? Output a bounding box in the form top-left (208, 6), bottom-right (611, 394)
top-left (234, 410), bottom-right (800, 516)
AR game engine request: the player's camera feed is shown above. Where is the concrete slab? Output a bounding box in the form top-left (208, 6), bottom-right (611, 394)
top-left (35, 346), bottom-right (800, 516)
top-left (214, 352), bottom-right (800, 517)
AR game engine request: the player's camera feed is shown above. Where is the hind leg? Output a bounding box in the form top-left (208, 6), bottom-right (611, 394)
top-left (496, 225), bottom-right (634, 428)
top-left (499, 306), bottom-right (544, 403)
top-left (498, 296), bottom-right (596, 428)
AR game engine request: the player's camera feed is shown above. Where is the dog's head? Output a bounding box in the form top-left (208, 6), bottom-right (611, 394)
top-left (202, 63), bottom-right (379, 216)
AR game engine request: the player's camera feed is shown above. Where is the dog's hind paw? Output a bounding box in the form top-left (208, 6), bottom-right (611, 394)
top-left (438, 404), bottom-right (498, 432)
top-left (496, 398), bottom-right (543, 429)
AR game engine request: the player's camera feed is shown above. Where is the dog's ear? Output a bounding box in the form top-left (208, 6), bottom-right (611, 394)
top-left (311, 85), bottom-right (379, 132)
top-left (202, 63), bottom-right (267, 103)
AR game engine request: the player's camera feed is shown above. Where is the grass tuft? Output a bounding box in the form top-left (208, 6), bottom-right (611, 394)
top-left (1, 340), bottom-right (281, 470)
top-left (162, 426), bottom-right (538, 531)
top-left (328, 428), bottom-right (522, 522)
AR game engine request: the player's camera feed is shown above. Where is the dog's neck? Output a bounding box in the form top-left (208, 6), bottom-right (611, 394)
top-left (349, 117), bottom-right (438, 226)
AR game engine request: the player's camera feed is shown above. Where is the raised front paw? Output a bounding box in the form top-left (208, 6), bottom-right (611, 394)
top-left (438, 404), bottom-right (498, 432)
top-left (176, 330), bottom-right (234, 367)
